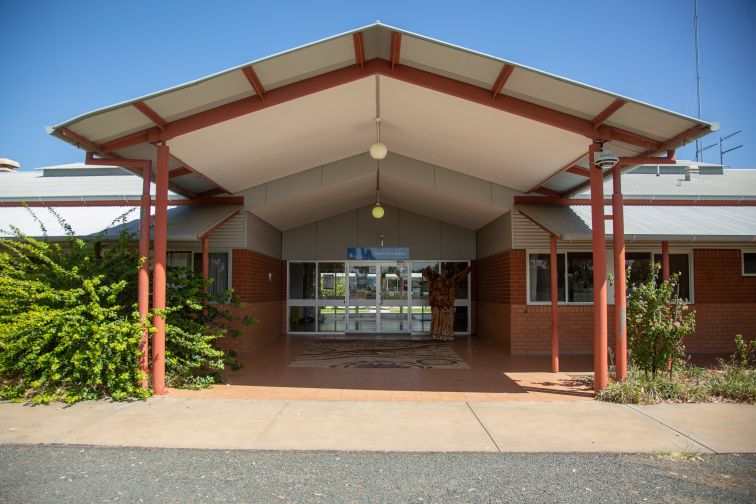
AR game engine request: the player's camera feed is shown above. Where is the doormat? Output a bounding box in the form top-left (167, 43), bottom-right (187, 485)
top-left (289, 339), bottom-right (469, 369)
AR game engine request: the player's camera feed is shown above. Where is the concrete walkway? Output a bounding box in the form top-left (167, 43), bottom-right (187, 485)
top-left (1, 399), bottom-right (754, 453)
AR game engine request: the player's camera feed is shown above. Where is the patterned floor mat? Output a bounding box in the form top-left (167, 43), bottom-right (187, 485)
top-left (289, 339), bottom-right (470, 369)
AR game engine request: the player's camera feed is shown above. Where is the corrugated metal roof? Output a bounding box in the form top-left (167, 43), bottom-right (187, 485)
top-left (0, 204), bottom-right (241, 241)
top-left (48, 23), bottom-right (716, 199)
top-left (102, 205), bottom-right (242, 241)
top-left (517, 204), bottom-right (756, 242)
top-left (0, 206), bottom-right (141, 239)
top-left (0, 165), bottom-right (183, 201)
top-left (572, 167), bottom-right (756, 199)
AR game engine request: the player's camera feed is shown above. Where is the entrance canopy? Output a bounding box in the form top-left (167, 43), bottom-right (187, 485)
top-left (49, 23), bottom-right (716, 229)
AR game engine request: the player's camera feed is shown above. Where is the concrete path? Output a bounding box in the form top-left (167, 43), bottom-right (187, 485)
top-left (1, 399), bottom-right (754, 453)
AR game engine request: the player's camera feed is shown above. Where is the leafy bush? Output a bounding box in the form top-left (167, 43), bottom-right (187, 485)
top-left (0, 209), bottom-right (251, 402)
top-left (0, 228), bottom-right (148, 403)
top-left (600, 336), bottom-right (755, 405)
top-left (626, 264), bottom-right (695, 377)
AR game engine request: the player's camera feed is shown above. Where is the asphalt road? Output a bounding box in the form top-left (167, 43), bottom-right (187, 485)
top-left (1, 445), bottom-right (754, 503)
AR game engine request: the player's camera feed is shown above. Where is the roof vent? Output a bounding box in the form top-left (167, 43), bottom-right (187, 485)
top-left (0, 158), bottom-right (20, 173)
top-left (683, 165), bottom-right (699, 181)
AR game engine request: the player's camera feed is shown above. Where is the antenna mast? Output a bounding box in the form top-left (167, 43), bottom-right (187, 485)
top-left (693, 0), bottom-right (703, 162)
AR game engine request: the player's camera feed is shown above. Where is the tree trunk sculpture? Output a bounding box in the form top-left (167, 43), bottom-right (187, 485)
top-left (422, 265), bottom-right (472, 341)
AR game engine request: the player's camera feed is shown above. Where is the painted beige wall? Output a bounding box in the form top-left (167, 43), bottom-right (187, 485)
top-left (282, 204), bottom-right (475, 260)
top-left (476, 212), bottom-right (513, 258)
top-left (246, 211), bottom-right (282, 259)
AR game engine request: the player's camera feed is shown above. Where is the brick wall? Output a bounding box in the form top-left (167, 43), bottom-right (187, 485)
top-left (477, 247), bottom-right (756, 356)
top-left (685, 249), bottom-right (756, 352)
top-left (216, 249), bottom-right (284, 353)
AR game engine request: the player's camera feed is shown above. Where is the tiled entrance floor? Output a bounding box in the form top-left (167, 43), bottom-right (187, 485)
top-left (167, 336), bottom-right (595, 401)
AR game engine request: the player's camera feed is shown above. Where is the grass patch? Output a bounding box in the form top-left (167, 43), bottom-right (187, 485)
top-left (598, 364), bottom-right (755, 405)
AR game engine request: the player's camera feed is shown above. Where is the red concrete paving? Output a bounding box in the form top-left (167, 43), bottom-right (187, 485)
top-left (168, 336), bottom-right (595, 401)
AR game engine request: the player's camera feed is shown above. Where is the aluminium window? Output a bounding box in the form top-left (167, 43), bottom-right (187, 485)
top-left (743, 251), bottom-right (756, 276)
top-left (166, 250), bottom-right (231, 298)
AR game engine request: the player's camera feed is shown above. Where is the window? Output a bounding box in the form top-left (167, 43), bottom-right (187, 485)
top-left (441, 261), bottom-right (469, 299)
top-left (166, 251), bottom-right (230, 298)
top-left (652, 253), bottom-right (691, 301)
top-left (744, 251), bottom-right (756, 276)
top-left (193, 252), bottom-right (229, 296)
top-left (289, 262), bottom-right (316, 299)
top-left (318, 262), bottom-right (345, 299)
top-left (567, 252), bottom-right (594, 302)
top-left (626, 252), bottom-right (652, 287)
top-left (528, 253), bottom-right (565, 302)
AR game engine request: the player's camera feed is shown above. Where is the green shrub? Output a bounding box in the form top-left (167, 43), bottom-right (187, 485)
top-left (626, 264), bottom-right (695, 377)
top-left (0, 209), bottom-right (251, 402)
top-left (0, 229), bottom-right (148, 403)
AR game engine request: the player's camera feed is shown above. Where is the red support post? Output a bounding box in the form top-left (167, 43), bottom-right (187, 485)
top-left (152, 143), bottom-right (170, 396)
top-left (662, 241), bottom-right (670, 281)
top-left (138, 161), bottom-right (152, 390)
top-left (202, 236), bottom-right (209, 283)
top-left (612, 163), bottom-right (627, 381)
top-left (589, 143), bottom-right (609, 394)
top-left (550, 235), bottom-right (559, 373)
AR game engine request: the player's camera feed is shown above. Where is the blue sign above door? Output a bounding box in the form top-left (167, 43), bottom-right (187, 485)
top-left (346, 247), bottom-right (410, 260)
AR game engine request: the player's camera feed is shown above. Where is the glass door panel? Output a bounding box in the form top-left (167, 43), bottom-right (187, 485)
top-left (379, 263), bottom-right (409, 332)
top-left (348, 264), bottom-right (377, 332)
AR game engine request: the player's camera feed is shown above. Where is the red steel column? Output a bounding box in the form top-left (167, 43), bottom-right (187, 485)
top-left (550, 235), bottom-right (559, 373)
top-left (202, 236), bottom-right (209, 282)
top-left (612, 163), bottom-right (627, 381)
top-left (589, 143), bottom-right (608, 394)
top-left (661, 241), bottom-right (670, 281)
top-left (152, 143), bottom-right (169, 396)
top-left (138, 161), bottom-right (152, 390)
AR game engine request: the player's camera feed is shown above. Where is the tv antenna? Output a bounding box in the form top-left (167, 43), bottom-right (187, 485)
top-left (719, 130), bottom-right (743, 167)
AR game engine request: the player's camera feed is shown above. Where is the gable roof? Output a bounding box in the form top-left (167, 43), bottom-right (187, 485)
top-left (48, 23), bottom-right (716, 206)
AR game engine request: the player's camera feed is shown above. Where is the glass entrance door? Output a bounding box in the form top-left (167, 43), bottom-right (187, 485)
top-left (347, 262), bottom-right (409, 332)
top-left (347, 264), bottom-right (377, 332)
top-left (378, 263), bottom-right (409, 331)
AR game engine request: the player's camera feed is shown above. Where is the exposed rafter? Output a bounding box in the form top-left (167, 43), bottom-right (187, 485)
top-left (490, 64), bottom-right (515, 99)
top-left (57, 127), bottom-right (106, 155)
top-left (591, 98), bottom-right (626, 129)
top-left (197, 187), bottom-right (227, 198)
top-left (527, 152), bottom-right (589, 194)
top-left (168, 166), bottom-right (192, 178)
top-left (133, 101), bottom-right (168, 131)
top-left (533, 187), bottom-right (561, 197)
top-left (566, 165), bottom-right (591, 177)
top-left (390, 32), bottom-right (402, 68)
top-left (57, 59), bottom-right (711, 195)
top-left (242, 66), bottom-right (266, 100)
top-left (353, 32), bottom-right (365, 70)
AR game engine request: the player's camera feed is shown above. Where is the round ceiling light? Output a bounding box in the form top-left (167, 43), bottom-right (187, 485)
top-left (370, 141), bottom-right (387, 160)
top-left (371, 203), bottom-right (385, 219)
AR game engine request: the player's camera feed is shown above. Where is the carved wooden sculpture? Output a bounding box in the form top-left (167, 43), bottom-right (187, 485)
top-left (422, 265), bottom-right (472, 340)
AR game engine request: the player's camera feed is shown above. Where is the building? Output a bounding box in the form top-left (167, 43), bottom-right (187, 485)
top-left (2, 24), bottom-right (754, 394)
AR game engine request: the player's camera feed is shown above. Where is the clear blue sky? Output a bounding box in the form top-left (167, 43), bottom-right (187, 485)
top-left (2, 0), bottom-right (754, 170)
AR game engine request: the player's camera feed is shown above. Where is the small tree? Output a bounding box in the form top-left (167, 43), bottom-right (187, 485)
top-left (626, 264), bottom-right (695, 377)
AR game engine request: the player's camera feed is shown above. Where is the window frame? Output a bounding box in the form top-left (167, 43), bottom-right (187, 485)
top-left (526, 249), bottom-right (592, 306)
top-left (166, 248), bottom-right (233, 296)
top-left (526, 248), bottom-right (695, 305)
top-left (742, 250), bottom-right (756, 276)
top-left (285, 259), bottom-right (471, 335)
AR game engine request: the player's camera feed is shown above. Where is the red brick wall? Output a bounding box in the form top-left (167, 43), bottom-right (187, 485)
top-left (477, 247), bottom-right (756, 356)
top-left (216, 249), bottom-right (284, 353)
top-left (694, 249), bottom-right (756, 303)
top-left (475, 250), bottom-right (527, 353)
top-left (685, 249), bottom-right (756, 352)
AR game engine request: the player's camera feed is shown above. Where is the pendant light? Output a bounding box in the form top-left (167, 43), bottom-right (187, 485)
top-left (371, 75), bottom-right (386, 219)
